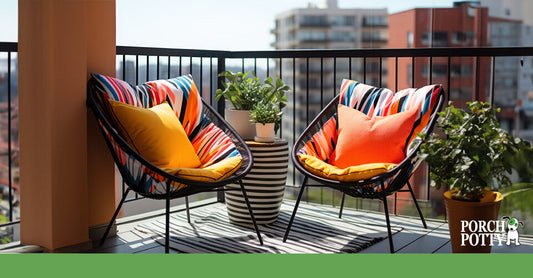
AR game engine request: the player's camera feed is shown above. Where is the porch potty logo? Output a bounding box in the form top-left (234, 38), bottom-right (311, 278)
top-left (460, 216), bottom-right (524, 247)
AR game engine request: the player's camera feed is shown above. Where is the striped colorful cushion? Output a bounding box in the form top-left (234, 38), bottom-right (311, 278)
top-left (299, 79), bottom-right (442, 164)
top-left (91, 73), bottom-right (141, 106)
top-left (91, 73), bottom-right (242, 173)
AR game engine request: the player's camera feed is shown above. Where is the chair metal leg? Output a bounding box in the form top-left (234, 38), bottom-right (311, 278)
top-left (338, 193), bottom-right (345, 218)
top-left (239, 180), bottom-right (263, 245)
top-left (100, 188), bottom-right (131, 247)
top-left (381, 182), bottom-right (395, 253)
top-left (407, 180), bottom-right (427, 229)
top-left (165, 182), bottom-right (171, 254)
top-left (394, 192), bottom-right (398, 215)
top-left (283, 176), bottom-right (307, 242)
top-left (185, 196), bottom-right (191, 224)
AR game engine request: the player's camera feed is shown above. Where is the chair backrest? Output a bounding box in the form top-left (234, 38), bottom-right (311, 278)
top-left (87, 74), bottom-right (250, 195)
top-left (297, 79), bottom-right (444, 162)
top-left (91, 73), bottom-right (242, 166)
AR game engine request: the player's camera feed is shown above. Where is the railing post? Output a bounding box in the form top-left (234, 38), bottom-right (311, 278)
top-left (216, 54), bottom-right (226, 203)
top-left (216, 55), bottom-right (226, 117)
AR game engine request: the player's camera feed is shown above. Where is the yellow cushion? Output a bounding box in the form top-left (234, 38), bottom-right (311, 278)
top-left (297, 154), bottom-right (396, 182)
top-left (163, 156), bottom-right (242, 188)
top-left (108, 100), bottom-right (201, 169)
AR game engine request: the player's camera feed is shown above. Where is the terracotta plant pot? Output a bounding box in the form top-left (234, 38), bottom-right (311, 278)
top-left (225, 109), bottom-right (255, 140)
top-left (444, 189), bottom-right (503, 253)
top-left (255, 123), bottom-right (275, 142)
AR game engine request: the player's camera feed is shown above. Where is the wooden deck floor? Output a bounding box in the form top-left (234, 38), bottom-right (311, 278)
top-left (89, 199), bottom-right (533, 254)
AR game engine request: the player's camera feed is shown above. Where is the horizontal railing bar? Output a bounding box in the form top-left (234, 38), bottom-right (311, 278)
top-left (0, 42), bottom-right (17, 51)
top-left (220, 47), bottom-right (533, 58)
top-left (116, 46), bottom-right (227, 57)
top-left (0, 220), bottom-right (19, 228)
top-left (2, 43), bottom-right (532, 59)
top-left (114, 45), bottom-right (533, 59)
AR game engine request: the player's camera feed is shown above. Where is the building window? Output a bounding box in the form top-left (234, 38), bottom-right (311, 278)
top-left (366, 62), bottom-right (380, 74)
top-left (421, 31), bottom-right (448, 46)
top-left (299, 15), bottom-right (328, 27)
top-left (362, 31), bottom-right (386, 43)
top-left (344, 15), bottom-right (356, 26)
top-left (362, 15), bottom-right (387, 27)
top-left (451, 31), bottom-right (474, 44)
top-left (451, 64), bottom-right (473, 77)
top-left (298, 61), bottom-right (323, 73)
top-left (331, 30), bottom-right (356, 42)
top-left (422, 64), bottom-right (447, 78)
top-left (407, 32), bottom-right (413, 48)
top-left (298, 30), bottom-right (327, 42)
top-left (331, 15), bottom-right (356, 26)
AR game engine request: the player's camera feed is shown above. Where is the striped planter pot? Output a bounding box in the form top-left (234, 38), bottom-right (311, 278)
top-left (225, 140), bottom-right (289, 225)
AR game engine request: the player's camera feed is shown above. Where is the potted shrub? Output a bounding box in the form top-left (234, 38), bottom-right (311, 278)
top-left (216, 71), bottom-right (289, 140)
top-left (250, 101), bottom-right (282, 142)
top-left (418, 101), bottom-right (533, 253)
top-left (251, 76), bottom-right (289, 142)
top-left (216, 71), bottom-right (262, 140)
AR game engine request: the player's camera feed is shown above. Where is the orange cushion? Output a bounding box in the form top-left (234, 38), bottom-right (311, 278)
top-left (108, 100), bottom-right (201, 169)
top-left (329, 104), bottom-right (419, 168)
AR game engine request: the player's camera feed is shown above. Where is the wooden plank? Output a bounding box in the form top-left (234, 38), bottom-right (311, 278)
top-left (396, 223), bottom-right (451, 253)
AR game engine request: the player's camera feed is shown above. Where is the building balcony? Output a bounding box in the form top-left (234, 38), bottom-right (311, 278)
top-left (1, 43), bottom-right (533, 254)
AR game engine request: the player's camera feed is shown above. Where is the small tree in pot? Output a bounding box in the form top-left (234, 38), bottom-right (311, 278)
top-left (418, 101), bottom-right (533, 252)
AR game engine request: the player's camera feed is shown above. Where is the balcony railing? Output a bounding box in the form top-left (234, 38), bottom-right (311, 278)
top-left (2, 42), bottom-right (533, 244)
top-left (0, 42), bottom-right (18, 245)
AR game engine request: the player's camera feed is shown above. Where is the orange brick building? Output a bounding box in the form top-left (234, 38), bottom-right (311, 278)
top-left (388, 2), bottom-right (490, 109)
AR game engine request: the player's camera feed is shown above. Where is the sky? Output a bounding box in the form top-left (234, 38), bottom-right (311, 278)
top-left (1, 0), bottom-right (458, 50)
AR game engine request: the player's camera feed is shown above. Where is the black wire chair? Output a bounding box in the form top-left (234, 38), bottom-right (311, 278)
top-left (87, 75), bottom-right (263, 253)
top-left (283, 84), bottom-right (445, 253)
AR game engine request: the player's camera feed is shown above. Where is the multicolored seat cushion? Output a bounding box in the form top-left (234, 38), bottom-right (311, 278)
top-left (91, 73), bottom-right (242, 187)
top-left (297, 79), bottom-right (443, 181)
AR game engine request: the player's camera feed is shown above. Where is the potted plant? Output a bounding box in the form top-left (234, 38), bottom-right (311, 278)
top-left (250, 101), bottom-right (282, 142)
top-left (216, 71), bottom-right (289, 141)
top-left (216, 71), bottom-right (262, 140)
top-left (418, 101), bottom-right (533, 253)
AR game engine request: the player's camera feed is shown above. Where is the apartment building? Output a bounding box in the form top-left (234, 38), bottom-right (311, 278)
top-left (272, 0), bottom-right (389, 185)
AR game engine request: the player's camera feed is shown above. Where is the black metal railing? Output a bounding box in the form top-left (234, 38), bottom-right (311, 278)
top-left (0, 42), bottom-right (19, 244)
top-left (114, 46), bottom-right (533, 215)
top-left (2, 42), bottom-right (533, 238)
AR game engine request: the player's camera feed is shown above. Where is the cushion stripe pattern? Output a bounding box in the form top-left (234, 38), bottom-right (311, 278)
top-left (92, 73), bottom-right (141, 106)
top-left (298, 116), bottom-right (338, 161)
top-left (340, 80), bottom-right (395, 117)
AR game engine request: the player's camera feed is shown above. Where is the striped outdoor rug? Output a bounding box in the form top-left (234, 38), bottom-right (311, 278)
top-left (135, 202), bottom-right (402, 253)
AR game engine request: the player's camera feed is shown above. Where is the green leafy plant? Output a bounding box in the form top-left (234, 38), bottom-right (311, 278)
top-left (250, 101), bottom-right (282, 126)
top-left (216, 70), bottom-right (289, 131)
top-left (418, 101), bottom-right (533, 202)
top-left (216, 71), bottom-right (263, 110)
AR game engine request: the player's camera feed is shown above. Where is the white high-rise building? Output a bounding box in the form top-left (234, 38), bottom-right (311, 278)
top-left (272, 1), bottom-right (388, 186)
